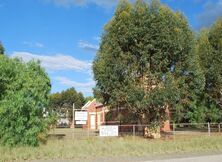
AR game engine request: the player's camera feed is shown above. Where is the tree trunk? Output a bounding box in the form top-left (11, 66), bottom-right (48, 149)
top-left (144, 125), bottom-right (161, 139)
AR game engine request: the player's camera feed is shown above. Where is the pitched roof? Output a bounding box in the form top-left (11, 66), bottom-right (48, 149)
top-left (81, 99), bottom-right (96, 110)
top-left (81, 99), bottom-right (104, 110)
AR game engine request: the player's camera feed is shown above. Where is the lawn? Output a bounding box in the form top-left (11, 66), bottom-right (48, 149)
top-left (1, 129), bottom-right (222, 162)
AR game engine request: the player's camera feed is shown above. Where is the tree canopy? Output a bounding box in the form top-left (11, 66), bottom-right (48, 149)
top-left (48, 88), bottom-right (85, 119)
top-left (93, 0), bottom-right (205, 125)
top-left (0, 42), bottom-right (4, 55)
top-left (0, 56), bottom-right (51, 146)
top-left (194, 18), bottom-right (222, 122)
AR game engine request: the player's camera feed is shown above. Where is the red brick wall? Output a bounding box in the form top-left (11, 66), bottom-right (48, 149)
top-left (82, 100), bottom-right (105, 130)
top-left (161, 107), bottom-right (171, 132)
top-left (105, 107), bottom-right (171, 132)
top-left (82, 101), bottom-right (171, 132)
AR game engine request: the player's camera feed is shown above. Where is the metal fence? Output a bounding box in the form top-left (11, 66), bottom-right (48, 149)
top-left (48, 122), bottom-right (222, 140)
top-left (48, 127), bottom-right (98, 140)
top-left (171, 122), bottom-right (222, 136)
top-left (117, 123), bottom-right (222, 137)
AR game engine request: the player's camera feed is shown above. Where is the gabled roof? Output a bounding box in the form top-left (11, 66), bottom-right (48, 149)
top-left (81, 99), bottom-right (104, 110)
top-left (81, 99), bottom-right (96, 110)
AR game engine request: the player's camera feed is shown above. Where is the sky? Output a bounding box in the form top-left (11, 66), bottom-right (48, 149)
top-left (0, 0), bottom-right (222, 97)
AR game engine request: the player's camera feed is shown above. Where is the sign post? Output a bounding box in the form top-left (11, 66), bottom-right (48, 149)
top-left (73, 103), bottom-right (75, 139)
top-left (73, 103), bottom-right (75, 128)
top-left (73, 108), bottom-right (88, 138)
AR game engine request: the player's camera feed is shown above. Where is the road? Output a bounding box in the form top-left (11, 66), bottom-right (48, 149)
top-left (146, 154), bottom-right (222, 162)
top-left (31, 153), bottom-right (222, 162)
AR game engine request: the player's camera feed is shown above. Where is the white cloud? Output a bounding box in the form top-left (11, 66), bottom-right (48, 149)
top-left (23, 41), bottom-right (44, 48)
top-left (78, 40), bottom-right (99, 52)
top-left (196, 0), bottom-right (222, 28)
top-left (55, 76), bottom-right (95, 93)
top-left (93, 36), bottom-right (101, 41)
top-left (11, 51), bottom-right (91, 72)
top-left (90, 0), bottom-right (119, 8)
top-left (35, 42), bottom-right (44, 48)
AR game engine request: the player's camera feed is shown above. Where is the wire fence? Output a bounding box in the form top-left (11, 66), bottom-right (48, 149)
top-left (171, 123), bottom-right (222, 136)
top-left (113, 123), bottom-right (222, 137)
top-left (48, 122), bottom-right (222, 140)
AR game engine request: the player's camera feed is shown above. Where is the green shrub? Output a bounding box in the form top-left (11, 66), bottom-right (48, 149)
top-left (0, 56), bottom-right (51, 146)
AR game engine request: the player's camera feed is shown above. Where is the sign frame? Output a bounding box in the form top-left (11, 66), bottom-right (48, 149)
top-left (75, 111), bottom-right (88, 121)
top-left (99, 125), bottom-right (119, 137)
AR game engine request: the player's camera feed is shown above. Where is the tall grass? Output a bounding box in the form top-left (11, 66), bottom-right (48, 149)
top-left (1, 135), bottom-right (222, 161)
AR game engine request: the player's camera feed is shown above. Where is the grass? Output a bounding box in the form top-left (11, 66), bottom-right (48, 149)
top-left (1, 129), bottom-right (222, 162)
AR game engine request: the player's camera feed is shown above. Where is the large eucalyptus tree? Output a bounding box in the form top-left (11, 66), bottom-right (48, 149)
top-left (93, 0), bottom-right (205, 126)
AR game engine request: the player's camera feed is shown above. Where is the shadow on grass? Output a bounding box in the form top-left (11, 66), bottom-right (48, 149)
top-left (48, 134), bottom-right (66, 140)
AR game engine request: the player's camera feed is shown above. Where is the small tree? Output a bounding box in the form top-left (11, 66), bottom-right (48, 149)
top-left (0, 56), bottom-right (51, 146)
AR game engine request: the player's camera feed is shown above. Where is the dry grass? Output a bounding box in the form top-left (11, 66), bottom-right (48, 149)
top-left (1, 129), bottom-right (222, 161)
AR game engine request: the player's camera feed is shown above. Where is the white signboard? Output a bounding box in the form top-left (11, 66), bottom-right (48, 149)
top-left (99, 125), bottom-right (119, 137)
top-left (76, 121), bottom-right (87, 125)
top-left (75, 112), bottom-right (88, 121)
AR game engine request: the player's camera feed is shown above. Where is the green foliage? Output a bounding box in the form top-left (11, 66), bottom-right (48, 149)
top-left (194, 18), bottom-right (222, 123)
top-left (93, 0), bottom-right (204, 125)
top-left (0, 42), bottom-right (4, 55)
top-left (85, 96), bottom-right (94, 102)
top-left (0, 56), bottom-right (51, 146)
top-left (48, 88), bottom-right (85, 119)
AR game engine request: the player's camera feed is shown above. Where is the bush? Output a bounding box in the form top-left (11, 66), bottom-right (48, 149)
top-left (0, 56), bottom-right (51, 146)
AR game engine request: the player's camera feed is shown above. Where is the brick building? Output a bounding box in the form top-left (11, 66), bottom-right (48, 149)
top-left (81, 99), bottom-right (108, 130)
top-left (81, 99), bottom-right (171, 132)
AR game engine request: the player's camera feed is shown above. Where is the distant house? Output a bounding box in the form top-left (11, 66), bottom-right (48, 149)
top-left (57, 118), bottom-right (69, 127)
top-left (55, 107), bottom-right (70, 128)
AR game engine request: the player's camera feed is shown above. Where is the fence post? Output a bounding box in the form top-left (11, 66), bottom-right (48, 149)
top-left (173, 123), bottom-right (175, 139)
top-left (87, 113), bottom-right (90, 138)
top-left (208, 122), bottom-right (211, 136)
top-left (219, 123), bottom-right (221, 133)
top-left (133, 125), bottom-right (135, 137)
top-left (87, 121), bottom-right (89, 138)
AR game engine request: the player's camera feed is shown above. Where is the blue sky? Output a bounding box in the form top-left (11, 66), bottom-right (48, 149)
top-left (0, 0), bottom-right (222, 96)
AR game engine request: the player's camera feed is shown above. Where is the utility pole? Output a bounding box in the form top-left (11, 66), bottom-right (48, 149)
top-left (73, 103), bottom-right (75, 128)
top-left (73, 103), bottom-right (75, 139)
